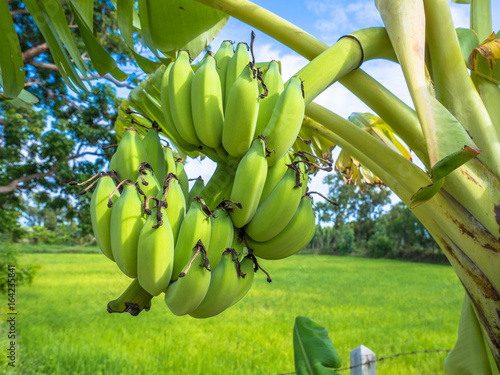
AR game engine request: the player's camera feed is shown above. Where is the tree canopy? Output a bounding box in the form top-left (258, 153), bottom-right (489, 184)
top-left (0, 1), bottom-right (139, 238)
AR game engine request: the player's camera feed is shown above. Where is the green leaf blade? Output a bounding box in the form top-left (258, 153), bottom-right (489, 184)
top-left (293, 316), bottom-right (341, 375)
top-left (69, 0), bottom-right (127, 80)
top-left (0, 1), bottom-right (25, 98)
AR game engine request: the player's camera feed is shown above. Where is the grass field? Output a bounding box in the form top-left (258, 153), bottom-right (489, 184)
top-left (1, 253), bottom-right (464, 374)
top-left (18, 244), bottom-right (100, 254)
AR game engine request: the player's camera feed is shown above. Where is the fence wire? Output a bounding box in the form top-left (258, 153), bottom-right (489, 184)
top-left (278, 349), bottom-right (452, 375)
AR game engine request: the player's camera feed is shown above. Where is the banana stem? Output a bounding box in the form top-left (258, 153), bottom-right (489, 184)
top-left (471, 0), bottom-right (492, 43)
top-left (69, 171), bottom-right (104, 187)
top-left (293, 28), bottom-right (394, 105)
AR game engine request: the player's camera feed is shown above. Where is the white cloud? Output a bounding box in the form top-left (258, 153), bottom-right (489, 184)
top-left (305, 0), bottom-right (383, 43)
top-left (449, 3), bottom-right (470, 29)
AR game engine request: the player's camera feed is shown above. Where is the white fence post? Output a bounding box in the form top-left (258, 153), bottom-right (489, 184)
top-left (350, 345), bottom-right (376, 375)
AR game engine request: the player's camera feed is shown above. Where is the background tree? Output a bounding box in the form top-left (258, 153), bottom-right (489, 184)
top-left (316, 172), bottom-right (390, 248)
top-left (0, 0), bottom-right (139, 239)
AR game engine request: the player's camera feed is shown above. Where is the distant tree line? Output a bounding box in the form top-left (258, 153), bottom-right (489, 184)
top-left (304, 173), bottom-right (446, 263)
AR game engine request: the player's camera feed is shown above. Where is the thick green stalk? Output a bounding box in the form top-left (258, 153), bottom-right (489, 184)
top-left (377, 0), bottom-right (451, 171)
top-left (476, 80), bottom-right (500, 134)
top-left (294, 28), bottom-right (394, 104)
top-left (424, 0), bottom-right (500, 175)
top-left (471, 0), bottom-right (492, 43)
top-left (296, 38), bottom-right (361, 104)
top-left (444, 159), bottom-right (500, 240)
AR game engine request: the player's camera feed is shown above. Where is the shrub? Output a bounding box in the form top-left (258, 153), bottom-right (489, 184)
top-left (0, 241), bottom-right (40, 294)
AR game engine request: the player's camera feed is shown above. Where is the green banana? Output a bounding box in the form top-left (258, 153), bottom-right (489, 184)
top-left (161, 62), bottom-right (197, 152)
top-left (107, 279), bottom-right (153, 316)
top-left (163, 146), bottom-right (177, 174)
top-left (141, 125), bottom-right (166, 184)
top-left (144, 64), bottom-right (166, 99)
top-left (164, 241), bottom-right (211, 316)
top-left (206, 201), bottom-right (237, 270)
top-left (135, 162), bottom-right (161, 199)
top-left (213, 40), bottom-right (234, 110)
top-left (191, 52), bottom-right (224, 149)
top-left (222, 63), bottom-right (260, 158)
top-left (137, 197), bottom-right (174, 296)
top-left (189, 249), bottom-right (242, 319)
top-left (175, 158), bottom-right (190, 205)
top-left (171, 196), bottom-right (212, 281)
top-left (110, 181), bottom-right (147, 278)
top-left (259, 152), bottom-right (292, 204)
top-left (187, 176), bottom-right (205, 209)
top-left (245, 160), bottom-right (303, 242)
top-left (161, 173), bottom-right (186, 243)
top-left (255, 61), bottom-right (284, 136)
top-left (90, 172), bottom-right (120, 261)
top-left (262, 76), bottom-right (305, 166)
top-left (109, 127), bottom-right (149, 181)
top-left (229, 137), bottom-right (269, 228)
top-left (224, 42), bottom-right (251, 108)
top-left (230, 254), bottom-right (256, 307)
top-left (168, 50), bottom-right (200, 146)
top-left (247, 194), bottom-right (315, 260)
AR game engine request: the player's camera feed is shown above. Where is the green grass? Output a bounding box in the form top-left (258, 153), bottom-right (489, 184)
top-left (3, 253), bottom-right (463, 374)
top-left (18, 244), bottom-right (100, 254)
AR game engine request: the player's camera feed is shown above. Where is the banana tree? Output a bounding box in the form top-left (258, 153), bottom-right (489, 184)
top-left (2, 0), bottom-right (500, 372)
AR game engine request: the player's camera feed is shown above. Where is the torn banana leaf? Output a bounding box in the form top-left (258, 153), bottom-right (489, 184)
top-left (348, 112), bottom-right (412, 161)
top-left (468, 31), bottom-right (500, 85)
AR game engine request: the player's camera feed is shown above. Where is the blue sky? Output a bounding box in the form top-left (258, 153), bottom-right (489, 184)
top-left (183, 0), bottom-right (500, 201)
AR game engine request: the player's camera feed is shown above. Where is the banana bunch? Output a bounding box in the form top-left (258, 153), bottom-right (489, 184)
top-left (74, 38), bottom-right (336, 319)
